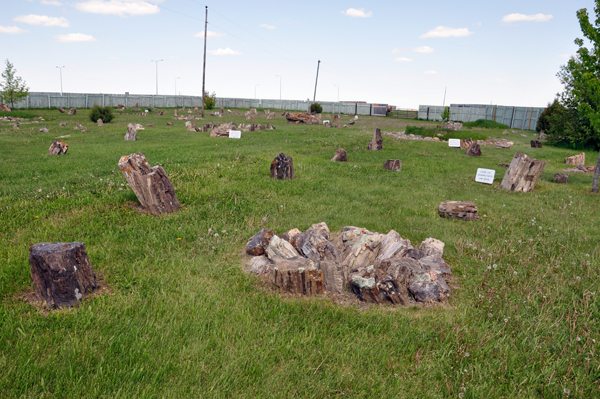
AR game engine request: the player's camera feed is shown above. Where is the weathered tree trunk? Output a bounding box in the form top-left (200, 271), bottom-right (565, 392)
top-left (331, 148), bottom-right (347, 162)
top-left (270, 258), bottom-right (324, 296)
top-left (554, 173), bottom-right (569, 184)
top-left (29, 242), bottom-right (98, 308)
top-left (58, 107), bottom-right (66, 113)
top-left (368, 128), bottom-right (383, 150)
top-left (500, 152), bottom-right (546, 192)
top-left (383, 159), bottom-right (401, 171)
top-left (118, 152), bottom-right (181, 214)
top-left (565, 152), bottom-right (585, 166)
top-left (68, 108), bottom-right (76, 115)
top-left (124, 123), bottom-right (137, 141)
top-left (438, 201), bottom-right (479, 221)
top-left (270, 153), bottom-right (295, 180)
top-left (530, 140), bottom-right (542, 148)
top-left (48, 140), bottom-right (68, 155)
top-left (460, 138), bottom-right (473, 149)
top-left (466, 143), bottom-right (481, 156)
top-left (592, 151), bottom-right (600, 193)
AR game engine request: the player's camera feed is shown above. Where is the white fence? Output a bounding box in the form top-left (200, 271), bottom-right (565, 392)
top-left (419, 104), bottom-right (545, 130)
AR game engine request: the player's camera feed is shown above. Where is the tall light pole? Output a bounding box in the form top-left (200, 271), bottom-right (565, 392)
top-left (56, 66), bottom-right (65, 96)
top-left (255, 84), bottom-right (260, 99)
top-left (275, 75), bottom-right (281, 100)
top-left (175, 77), bottom-right (180, 96)
top-left (334, 84), bottom-right (339, 102)
top-left (151, 59), bottom-right (163, 95)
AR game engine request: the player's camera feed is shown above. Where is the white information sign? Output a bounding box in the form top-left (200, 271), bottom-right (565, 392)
top-left (475, 168), bottom-right (495, 184)
top-left (323, 120), bottom-right (330, 124)
top-left (229, 130), bottom-right (241, 139)
top-left (215, 111), bottom-right (220, 115)
top-left (448, 139), bottom-right (461, 148)
top-left (145, 109), bottom-right (149, 113)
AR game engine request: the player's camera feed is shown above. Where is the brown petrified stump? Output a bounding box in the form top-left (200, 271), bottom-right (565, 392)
top-left (270, 258), bottom-right (324, 296)
top-left (500, 152), bottom-right (546, 192)
top-left (368, 128), bottom-right (383, 150)
top-left (331, 148), bottom-right (347, 162)
top-left (531, 140), bottom-right (542, 148)
top-left (246, 229), bottom-right (274, 256)
top-left (266, 112), bottom-right (275, 120)
top-left (124, 123), bottom-right (137, 141)
top-left (438, 201), bottom-right (479, 221)
top-left (97, 118), bottom-right (103, 126)
top-left (29, 242), bottom-right (98, 308)
top-left (285, 112), bottom-right (320, 124)
top-left (554, 173), bottom-right (569, 184)
top-left (383, 159), bottom-right (401, 171)
top-left (466, 143), bottom-right (481, 157)
top-left (118, 152), bottom-right (180, 214)
top-left (48, 140), bottom-right (68, 155)
top-left (460, 138), bottom-right (473, 150)
top-left (270, 153), bottom-right (295, 180)
top-left (68, 108), bottom-right (76, 115)
top-left (565, 153), bottom-right (585, 166)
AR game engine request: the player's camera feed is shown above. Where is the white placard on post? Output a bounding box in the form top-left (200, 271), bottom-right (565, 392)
top-left (215, 111), bottom-right (220, 115)
top-left (448, 138), bottom-right (461, 148)
top-left (229, 130), bottom-right (241, 139)
top-left (475, 168), bottom-right (495, 184)
top-left (323, 120), bottom-right (330, 124)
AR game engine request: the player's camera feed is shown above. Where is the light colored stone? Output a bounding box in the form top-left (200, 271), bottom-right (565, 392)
top-left (249, 256), bottom-right (273, 274)
top-left (266, 235), bottom-right (299, 260)
top-left (419, 238), bottom-right (444, 258)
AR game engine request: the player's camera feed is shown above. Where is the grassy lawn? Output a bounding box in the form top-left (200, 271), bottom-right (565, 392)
top-left (1, 109), bottom-right (599, 398)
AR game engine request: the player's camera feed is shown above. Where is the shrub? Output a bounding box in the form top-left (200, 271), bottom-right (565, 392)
top-left (89, 105), bottom-right (114, 123)
top-left (441, 107), bottom-right (450, 122)
top-left (463, 119), bottom-right (509, 129)
top-left (204, 91), bottom-right (216, 110)
top-left (310, 102), bottom-right (323, 114)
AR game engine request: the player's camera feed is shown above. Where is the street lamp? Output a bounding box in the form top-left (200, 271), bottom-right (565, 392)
top-left (56, 66), bottom-right (65, 96)
top-left (255, 84), bottom-right (260, 99)
top-left (334, 84), bottom-right (339, 102)
top-left (275, 75), bottom-right (281, 100)
top-left (175, 77), bottom-right (180, 96)
top-left (151, 59), bottom-right (163, 95)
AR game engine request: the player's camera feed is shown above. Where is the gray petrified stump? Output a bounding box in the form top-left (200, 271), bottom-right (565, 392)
top-left (118, 152), bottom-right (181, 214)
top-left (438, 200), bottom-right (479, 221)
top-left (531, 140), bottom-right (542, 148)
top-left (383, 159), bottom-right (401, 171)
top-left (29, 242), bottom-right (98, 308)
top-left (368, 128), bottom-right (383, 150)
top-left (500, 153), bottom-right (546, 192)
top-left (124, 123), bottom-right (137, 141)
top-left (270, 153), bottom-right (295, 180)
top-left (554, 173), bottom-right (568, 184)
top-left (331, 148), bottom-right (347, 162)
top-left (466, 143), bottom-right (481, 157)
top-left (48, 140), bottom-right (68, 155)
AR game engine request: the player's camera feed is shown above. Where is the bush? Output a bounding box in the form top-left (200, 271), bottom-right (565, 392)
top-left (463, 119), bottom-right (509, 129)
top-left (405, 125), bottom-right (487, 141)
top-left (204, 91), bottom-right (216, 110)
top-left (89, 105), bottom-right (114, 123)
top-left (310, 102), bottom-right (322, 114)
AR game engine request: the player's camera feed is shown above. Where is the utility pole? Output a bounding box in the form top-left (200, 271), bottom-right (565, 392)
top-left (313, 60), bottom-right (320, 102)
top-left (442, 86), bottom-right (447, 107)
top-left (151, 59), bottom-right (163, 95)
top-left (201, 6), bottom-right (208, 117)
top-left (56, 66), bottom-right (65, 96)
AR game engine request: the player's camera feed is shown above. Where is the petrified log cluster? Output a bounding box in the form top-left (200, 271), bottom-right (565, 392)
top-left (48, 140), bottom-right (68, 155)
top-left (118, 152), bottom-right (180, 214)
top-left (438, 201), bottom-right (479, 221)
top-left (565, 153), bottom-right (585, 166)
top-left (285, 112), bottom-right (320, 124)
top-left (383, 159), bottom-right (401, 171)
top-left (500, 152), bottom-right (546, 192)
top-left (246, 223), bottom-right (450, 303)
top-left (270, 153), bottom-right (295, 180)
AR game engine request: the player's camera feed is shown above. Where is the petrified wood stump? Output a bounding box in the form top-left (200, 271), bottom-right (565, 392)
top-left (500, 152), bottom-right (546, 192)
top-left (266, 112), bottom-right (275, 120)
top-left (124, 123), bottom-right (137, 141)
top-left (285, 112), bottom-right (320, 124)
top-left (270, 152), bottom-right (295, 180)
top-left (531, 140), bottom-right (543, 148)
top-left (68, 108), bottom-right (76, 115)
top-left (331, 148), bottom-right (347, 162)
top-left (368, 128), bottom-right (383, 150)
top-left (466, 143), bottom-right (481, 157)
top-left (29, 242), bottom-right (97, 308)
top-left (460, 138), bottom-right (473, 150)
top-left (565, 153), bottom-right (585, 166)
top-left (58, 107), bottom-right (66, 113)
top-left (383, 159), bottom-right (401, 171)
top-left (270, 258), bottom-right (324, 296)
top-left (118, 152), bottom-right (180, 214)
top-left (438, 201), bottom-right (479, 221)
top-left (97, 118), bottom-right (103, 126)
top-left (48, 140), bottom-right (68, 155)
top-left (554, 173), bottom-right (568, 184)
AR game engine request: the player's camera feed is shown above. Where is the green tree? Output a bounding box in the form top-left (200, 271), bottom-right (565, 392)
top-left (203, 90), bottom-right (216, 110)
top-left (441, 106), bottom-right (450, 123)
top-left (0, 59), bottom-right (29, 110)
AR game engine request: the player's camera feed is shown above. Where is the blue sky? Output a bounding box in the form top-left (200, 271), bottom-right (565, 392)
top-left (0, 0), bottom-right (594, 108)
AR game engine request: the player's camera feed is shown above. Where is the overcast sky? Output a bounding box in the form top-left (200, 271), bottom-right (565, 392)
top-left (0, 0), bottom-right (593, 108)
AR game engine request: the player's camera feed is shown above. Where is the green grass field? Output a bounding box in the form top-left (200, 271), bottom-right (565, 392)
top-left (1, 109), bottom-right (599, 398)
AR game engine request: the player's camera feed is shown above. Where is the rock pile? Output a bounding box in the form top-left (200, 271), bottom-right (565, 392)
top-left (442, 121), bottom-right (463, 130)
top-left (246, 223), bottom-right (451, 304)
top-left (565, 153), bottom-right (585, 166)
top-left (285, 112), bottom-right (320, 124)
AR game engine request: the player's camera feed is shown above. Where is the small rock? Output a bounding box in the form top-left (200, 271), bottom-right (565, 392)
top-left (331, 148), bottom-right (347, 162)
top-left (39, 127), bottom-right (49, 133)
top-left (246, 229), bottom-right (274, 256)
top-left (419, 238), bottom-right (444, 258)
top-left (383, 159), bottom-right (401, 171)
top-left (48, 140), bottom-right (68, 155)
top-left (249, 256), bottom-right (273, 274)
top-left (266, 235), bottom-right (299, 260)
top-left (554, 173), bottom-right (568, 184)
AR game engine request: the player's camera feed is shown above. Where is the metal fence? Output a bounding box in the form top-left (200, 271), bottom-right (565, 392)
top-left (11, 92), bottom-right (388, 116)
top-left (389, 109), bottom-right (418, 119)
top-left (419, 103), bottom-right (545, 130)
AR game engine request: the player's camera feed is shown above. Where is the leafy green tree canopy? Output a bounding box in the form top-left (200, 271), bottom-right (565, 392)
top-left (0, 59), bottom-right (29, 110)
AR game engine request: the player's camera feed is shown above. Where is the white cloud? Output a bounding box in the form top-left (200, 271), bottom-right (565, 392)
top-left (75, 0), bottom-right (160, 17)
top-left (14, 14), bottom-right (70, 27)
top-left (55, 33), bottom-right (97, 42)
top-left (260, 24), bottom-right (276, 29)
top-left (0, 26), bottom-right (28, 34)
top-left (502, 13), bottom-right (553, 23)
top-left (392, 47), bottom-right (400, 54)
top-left (41, 0), bottom-right (63, 5)
top-left (414, 46), bottom-right (434, 53)
top-left (194, 30), bottom-right (224, 38)
top-left (420, 26), bottom-right (472, 38)
top-left (341, 8), bottom-right (372, 18)
top-left (208, 48), bottom-right (242, 56)
top-left (394, 57), bottom-right (413, 62)
top-left (424, 70), bottom-right (437, 75)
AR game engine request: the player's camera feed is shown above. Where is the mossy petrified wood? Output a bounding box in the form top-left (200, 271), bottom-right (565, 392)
top-left (118, 152), bottom-right (180, 214)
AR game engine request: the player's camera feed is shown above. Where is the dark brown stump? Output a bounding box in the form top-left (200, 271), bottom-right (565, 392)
top-left (531, 140), bottom-right (543, 148)
top-left (124, 123), bottom-right (137, 141)
top-left (270, 153), bottom-right (295, 180)
top-left (438, 201), bottom-right (479, 221)
top-left (58, 107), bottom-right (66, 113)
top-left (368, 128), bottom-right (383, 150)
top-left (167, 122), bottom-right (174, 126)
top-left (68, 108), bottom-right (76, 115)
top-left (270, 258), bottom-right (324, 296)
top-left (383, 159), bottom-right (401, 171)
top-left (246, 229), bottom-right (274, 256)
top-left (48, 140), bottom-right (68, 155)
top-left (118, 152), bottom-right (181, 214)
top-left (466, 143), bottom-right (481, 157)
top-left (29, 242), bottom-right (98, 308)
top-left (554, 173), bottom-right (568, 184)
top-left (500, 152), bottom-right (546, 192)
top-left (331, 148), bottom-right (347, 162)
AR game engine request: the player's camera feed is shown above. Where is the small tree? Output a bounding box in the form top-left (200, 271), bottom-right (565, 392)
top-left (203, 91), bottom-right (216, 110)
top-left (441, 106), bottom-right (450, 123)
top-left (310, 102), bottom-right (322, 114)
top-left (0, 59), bottom-right (29, 110)
top-left (89, 105), bottom-right (114, 123)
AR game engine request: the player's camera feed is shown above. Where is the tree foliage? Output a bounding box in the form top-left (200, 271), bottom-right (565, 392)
top-left (89, 105), bottom-right (114, 123)
top-left (0, 59), bottom-right (29, 110)
top-left (310, 102), bottom-right (322, 114)
top-left (203, 91), bottom-right (216, 110)
top-left (441, 106), bottom-right (450, 122)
